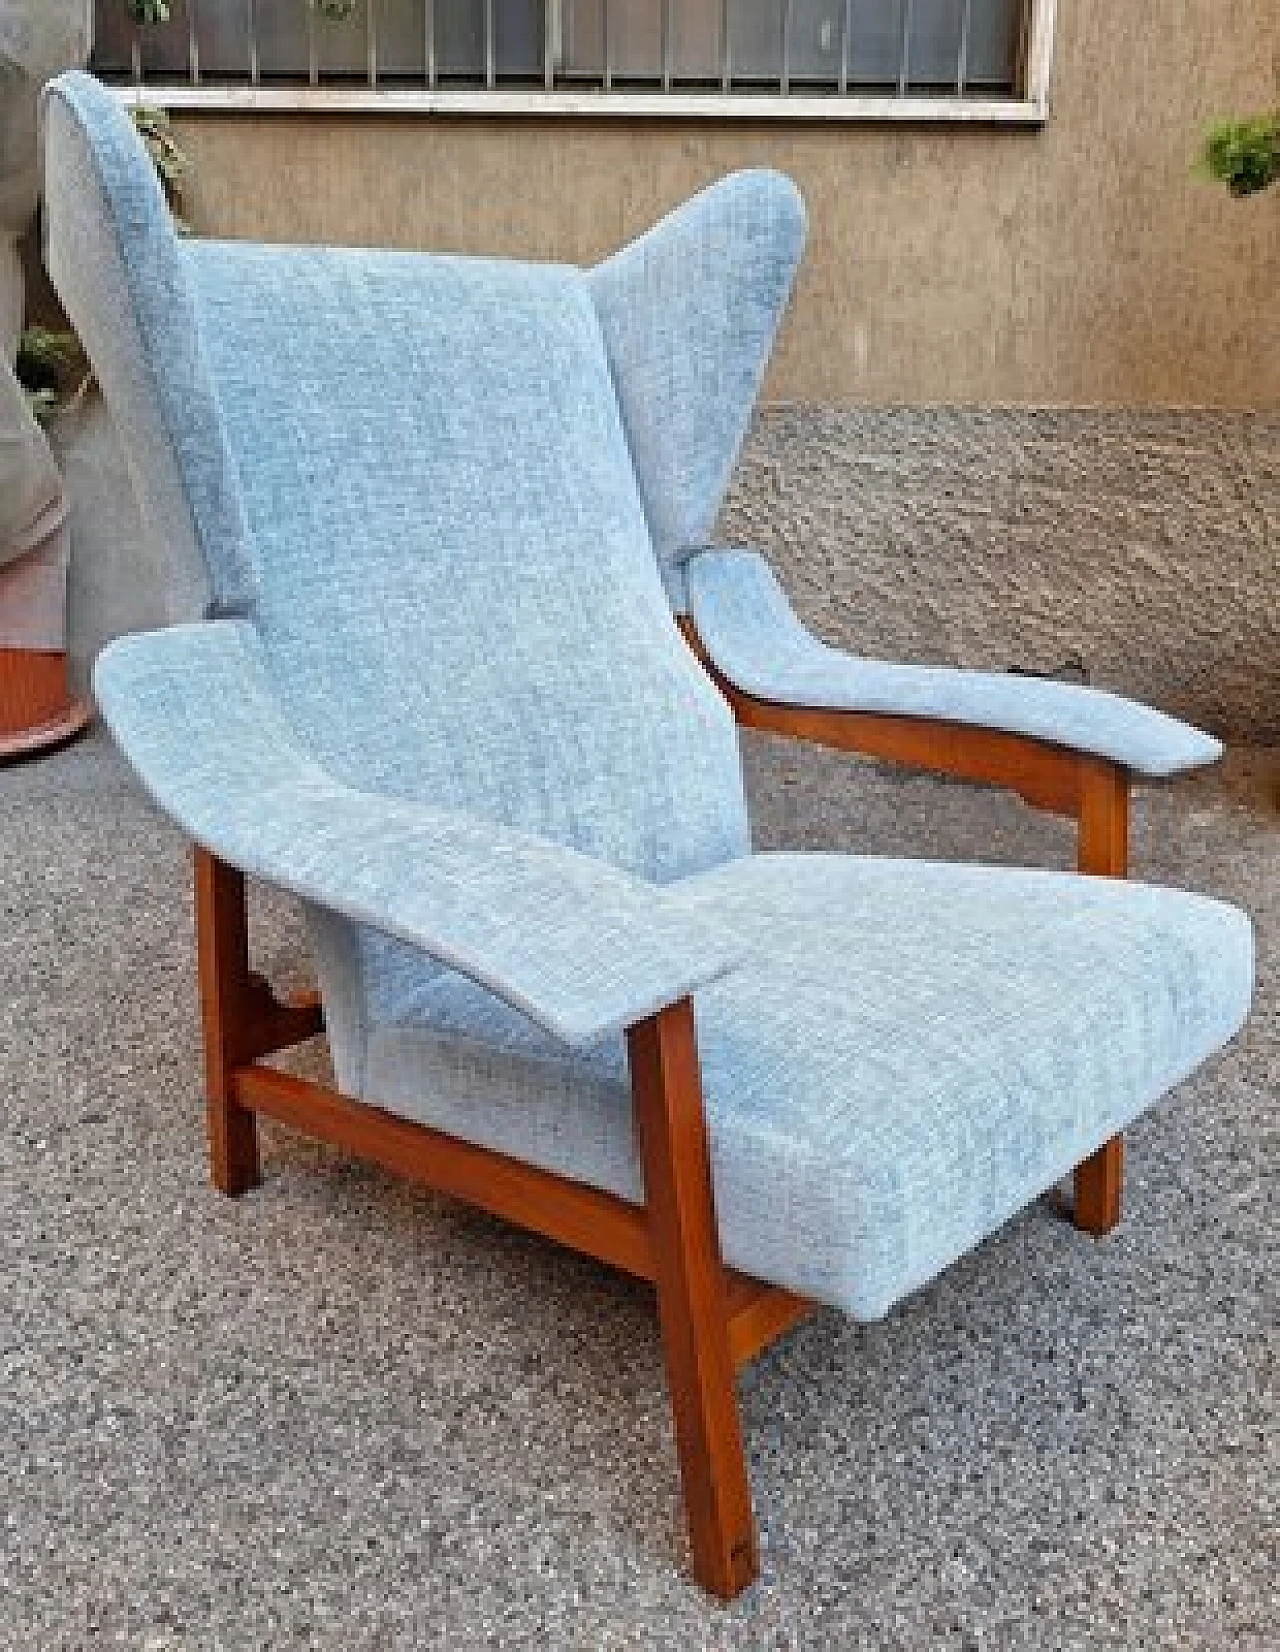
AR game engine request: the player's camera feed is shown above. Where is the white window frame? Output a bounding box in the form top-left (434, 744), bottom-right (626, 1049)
top-left (107, 0), bottom-right (1056, 124)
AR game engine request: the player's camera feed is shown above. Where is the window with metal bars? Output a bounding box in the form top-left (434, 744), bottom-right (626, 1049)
top-left (92, 0), bottom-right (1053, 117)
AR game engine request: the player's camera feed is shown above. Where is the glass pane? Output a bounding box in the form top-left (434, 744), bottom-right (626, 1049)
top-left (138, 0), bottom-right (192, 76)
top-left (316, 0), bottom-right (368, 76)
top-left (91, 3), bottom-right (136, 76)
top-left (375, 0), bottom-right (427, 75)
top-left (194, 0), bottom-right (251, 77)
top-left (787, 0), bottom-right (844, 83)
top-left (846, 0), bottom-right (905, 86)
top-left (603, 0), bottom-right (661, 79)
top-left (560, 0), bottom-right (719, 80)
top-left (93, 0), bottom-right (1024, 92)
top-left (255, 1), bottom-right (311, 78)
top-left (965, 0), bottom-right (1019, 87)
top-left (434, 0), bottom-right (544, 76)
top-left (559, 0), bottom-right (604, 78)
top-left (494, 0), bottom-right (545, 75)
top-left (436, 0), bottom-right (484, 75)
top-left (727, 0), bottom-right (781, 81)
top-left (907, 0), bottom-right (965, 87)
top-left (670, 0), bottom-right (720, 81)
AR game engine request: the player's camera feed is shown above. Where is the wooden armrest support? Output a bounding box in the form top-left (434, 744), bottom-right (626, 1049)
top-left (678, 617), bottom-right (1130, 875)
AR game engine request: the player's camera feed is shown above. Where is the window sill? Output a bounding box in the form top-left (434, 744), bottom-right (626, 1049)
top-left (110, 83), bottom-right (1048, 125)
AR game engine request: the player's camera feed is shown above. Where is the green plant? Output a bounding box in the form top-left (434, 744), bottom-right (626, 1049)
top-left (15, 328), bottom-right (84, 428)
top-left (16, 109), bottom-right (190, 425)
top-left (1199, 112), bottom-right (1280, 197)
top-left (129, 105), bottom-right (190, 228)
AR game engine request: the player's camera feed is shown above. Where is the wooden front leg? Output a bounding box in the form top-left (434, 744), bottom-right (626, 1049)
top-left (1072, 760), bottom-right (1129, 1234)
top-left (195, 849), bottom-right (262, 1197)
top-left (194, 848), bottom-right (324, 1197)
top-left (628, 1000), bottom-right (758, 1600)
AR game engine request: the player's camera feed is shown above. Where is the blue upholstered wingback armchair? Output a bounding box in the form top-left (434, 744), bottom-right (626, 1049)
top-left (43, 72), bottom-right (1252, 1598)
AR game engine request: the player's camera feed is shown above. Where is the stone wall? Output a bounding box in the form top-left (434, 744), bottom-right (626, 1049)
top-left (60, 397), bottom-right (1278, 742)
top-left (721, 407), bottom-right (1280, 740)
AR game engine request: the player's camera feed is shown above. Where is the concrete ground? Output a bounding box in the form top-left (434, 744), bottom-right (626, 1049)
top-left (1, 730), bottom-right (1275, 1649)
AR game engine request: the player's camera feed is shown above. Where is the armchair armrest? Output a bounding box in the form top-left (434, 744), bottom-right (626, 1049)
top-left (94, 621), bottom-right (740, 1048)
top-left (685, 549), bottom-right (1221, 781)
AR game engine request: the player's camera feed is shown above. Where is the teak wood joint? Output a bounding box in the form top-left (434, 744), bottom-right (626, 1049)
top-left (678, 616), bottom-right (1133, 849)
top-left (192, 628), bottom-right (1131, 1596)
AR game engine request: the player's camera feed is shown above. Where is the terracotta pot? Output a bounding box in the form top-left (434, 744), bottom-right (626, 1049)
top-left (0, 0), bottom-right (94, 761)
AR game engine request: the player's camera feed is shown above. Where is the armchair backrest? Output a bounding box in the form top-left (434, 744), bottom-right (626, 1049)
top-left (43, 73), bottom-right (257, 624)
top-left (43, 72), bottom-right (804, 886)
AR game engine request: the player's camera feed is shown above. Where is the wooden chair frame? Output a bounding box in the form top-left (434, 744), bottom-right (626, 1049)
top-left (193, 631), bottom-right (1130, 1599)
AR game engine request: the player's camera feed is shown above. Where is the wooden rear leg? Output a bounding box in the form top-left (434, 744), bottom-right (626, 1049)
top-left (194, 848), bottom-right (261, 1197)
top-left (628, 1000), bottom-right (758, 1600)
top-left (1073, 1135), bottom-right (1124, 1236)
top-left (1073, 761), bottom-right (1129, 1234)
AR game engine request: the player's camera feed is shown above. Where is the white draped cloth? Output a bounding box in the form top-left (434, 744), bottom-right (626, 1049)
top-left (0, 2), bottom-right (92, 645)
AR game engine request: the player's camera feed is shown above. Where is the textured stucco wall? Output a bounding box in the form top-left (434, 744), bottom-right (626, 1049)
top-left (166, 0), bottom-right (1279, 409)
top-left (720, 407), bottom-right (1280, 741)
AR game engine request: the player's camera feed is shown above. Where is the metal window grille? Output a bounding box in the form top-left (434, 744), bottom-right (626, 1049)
top-left (92, 0), bottom-right (1053, 117)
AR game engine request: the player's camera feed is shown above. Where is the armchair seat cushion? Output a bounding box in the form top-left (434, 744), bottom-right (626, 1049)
top-left (686, 549), bottom-right (1223, 778)
top-left (363, 853), bottom-right (1251, 1320)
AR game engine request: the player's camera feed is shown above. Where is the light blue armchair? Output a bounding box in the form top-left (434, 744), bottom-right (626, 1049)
top-left (44, 71), bottom-right (1252, 1599)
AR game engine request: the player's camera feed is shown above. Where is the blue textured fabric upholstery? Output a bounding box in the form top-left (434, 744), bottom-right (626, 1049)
top-left (688, 549), bottom-right (1223, 778)
top-left (93, 620), bottom-right (740, 1047)
top-left (41, 74), bottom-right (256, 620)
top-left (362, 854), bottom-right (1252, 1318)
top-left (179, 232), bottom-right (752, 1082)
top-left (181, 237), bottom-right (748, 883)
top-left (49, 71), bottom-right (1253, 1325)
top-left (588, 172), bottom-right (805, 609)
